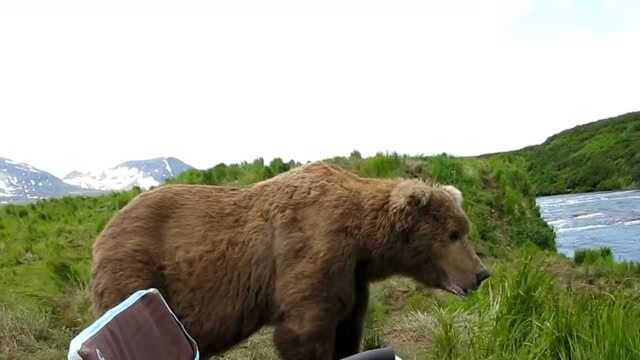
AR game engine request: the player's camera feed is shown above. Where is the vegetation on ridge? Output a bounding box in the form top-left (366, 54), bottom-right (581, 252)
top-left (503, 111), bottom-right (640, 195)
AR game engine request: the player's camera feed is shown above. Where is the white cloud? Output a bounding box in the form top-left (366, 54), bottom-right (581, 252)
top-left (0, 1), bottom-right (638, 177)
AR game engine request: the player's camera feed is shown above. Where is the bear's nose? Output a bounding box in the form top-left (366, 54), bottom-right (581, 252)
top-left (476, 269), bottom-right (491, 285)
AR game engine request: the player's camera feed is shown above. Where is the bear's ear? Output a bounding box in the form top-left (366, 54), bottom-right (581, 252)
top-left (442, 185), bottom-right (463, 208)
top-left (389, 180), bottom-right (432, 232)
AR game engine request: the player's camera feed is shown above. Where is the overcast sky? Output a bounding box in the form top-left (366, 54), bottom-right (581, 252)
top-left (1, 1), bottom-right (639, 178)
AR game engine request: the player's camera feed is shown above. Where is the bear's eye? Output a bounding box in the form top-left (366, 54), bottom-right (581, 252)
top-left (449, 231), bottom-right (460, 242)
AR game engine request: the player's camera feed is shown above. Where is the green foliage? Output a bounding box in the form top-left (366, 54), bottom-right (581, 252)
top-left (428, 154), bottom-right (469, 186)
top-left (169, 158), bottom-right (300, 186)
top-left (510, 112), bottom-right (640, 195)
top-left (573, 247), bottom-right (640, 278)
top-left (489, 157), bottom-right (555, 250)
top-left (354, 152), bottom-right (407, 178)
top-left (349, 150), bottom-right (362, 160)
top-left (574, 247), bottom-right (614, 265)
top-left (431, 306), bottom-right (463, 360)
top-left (425, 254), bottom-right (640, 360)
top-left (362, 287), bottom-right (389, 351)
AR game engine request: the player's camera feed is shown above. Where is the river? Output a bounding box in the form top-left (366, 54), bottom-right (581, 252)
top-left (536, 190), bottom-right (640, 262)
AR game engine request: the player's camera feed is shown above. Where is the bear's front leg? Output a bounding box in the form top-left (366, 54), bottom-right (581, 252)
top-left (273, 305), bottom-right (337, 360)
top-left (334, 280), bottom-right (369, 359)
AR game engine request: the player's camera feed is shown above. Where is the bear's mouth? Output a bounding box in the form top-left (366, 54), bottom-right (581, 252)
top-left (442, 283), bottom-right (470, 297)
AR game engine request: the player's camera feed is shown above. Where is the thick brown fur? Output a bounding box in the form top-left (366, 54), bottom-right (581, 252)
top-left (91, 162), bottom-right (487, 359)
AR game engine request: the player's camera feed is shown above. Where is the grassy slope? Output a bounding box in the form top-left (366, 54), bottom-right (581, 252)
top-left (1, 154), bottom-right (639, 359)
top-left (0, 191), bottom-right (141, 359)
top-left (505, 111), bottom-right (640, 195)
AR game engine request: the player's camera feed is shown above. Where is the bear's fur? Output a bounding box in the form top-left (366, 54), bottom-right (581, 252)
top-left (91, 162), bottom-right (487, 359)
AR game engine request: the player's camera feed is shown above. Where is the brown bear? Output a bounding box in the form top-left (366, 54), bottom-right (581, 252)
top-left (91, 162), bottom-right (489, 360)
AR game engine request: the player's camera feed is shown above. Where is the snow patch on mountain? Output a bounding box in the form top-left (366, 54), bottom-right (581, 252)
top-left (0, 175), bottom-right (17, 197)
top-left (0, 157), bottom-right (82, 203)
top-left (63, 157), bottom-right (193, 191)
top-left (163, 158), bottom-right (173, 177)
top-left (63, 167), bottom-right (159, 191)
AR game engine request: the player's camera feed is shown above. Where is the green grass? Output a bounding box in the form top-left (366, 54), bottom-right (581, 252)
top-left (422, 252), bottom-right (640, 360)
top-left (1, 153), bottom-right (638, 359)
top-left (572, 247), bottom-right (640, 280)
top-left (362, 287), bottom-right (389, 351)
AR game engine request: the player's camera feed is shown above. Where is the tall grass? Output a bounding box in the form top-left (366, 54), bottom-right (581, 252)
top-left (362, 287), bottom-right (389, 351)
top-left (0, 303), bottom-right (71, 359)
top-left (426, 255), bottom-right (640, 360)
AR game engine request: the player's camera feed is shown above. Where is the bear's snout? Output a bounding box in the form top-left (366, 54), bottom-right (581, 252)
top-left (475, 269), bottom-right (491, 286)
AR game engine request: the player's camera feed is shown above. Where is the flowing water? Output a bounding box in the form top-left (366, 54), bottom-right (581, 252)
top-left (536, 190), bottom-right (640, 262)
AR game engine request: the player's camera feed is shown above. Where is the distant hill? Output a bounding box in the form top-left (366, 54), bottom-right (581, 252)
top-left (495, 112), bottom-right (640, 195)
top-left (0, 158), bottom-right (91, 204)
top-left (63, 157), bottom-right (193, 191)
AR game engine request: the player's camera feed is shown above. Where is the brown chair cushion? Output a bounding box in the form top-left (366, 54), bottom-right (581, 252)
top-left (68, 289), bottom-right (199, 360)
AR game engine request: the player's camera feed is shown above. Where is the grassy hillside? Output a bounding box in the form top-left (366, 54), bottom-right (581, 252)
top-left (508, 112), bottom-right (640, 195)
top-left (1, 154), bottom-right (639, 359)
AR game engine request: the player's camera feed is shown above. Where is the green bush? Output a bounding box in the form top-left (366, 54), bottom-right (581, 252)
top-left (356, 152), bottom-right (406, 178)
top-left (168, 158), bottom-right (299, 186)
top-left (428, 154), bottom-right (467, 185)
top-left (574, 247), bottom-right (614, 265)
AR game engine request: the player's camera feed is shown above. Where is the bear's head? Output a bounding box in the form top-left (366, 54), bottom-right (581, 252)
top-left (386, 180), bottom-right (490, 296)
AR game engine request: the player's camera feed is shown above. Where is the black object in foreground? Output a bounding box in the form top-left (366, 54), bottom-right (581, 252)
top-left (341, 347), bottom-right (400, 360)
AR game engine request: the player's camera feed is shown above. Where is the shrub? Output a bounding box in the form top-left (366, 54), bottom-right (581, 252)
top-left (357, 152), bottom-right (406, 178)
top-left (574, 247), bottom-right (614, 265)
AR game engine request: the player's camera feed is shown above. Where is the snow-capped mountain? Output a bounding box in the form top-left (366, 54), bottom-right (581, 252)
top-left (0, 156), bottom-right (193, 204)
top-left (0, 158), bottom-right (85, 204)
top-left (63, 157), bottom-right (193, 191)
